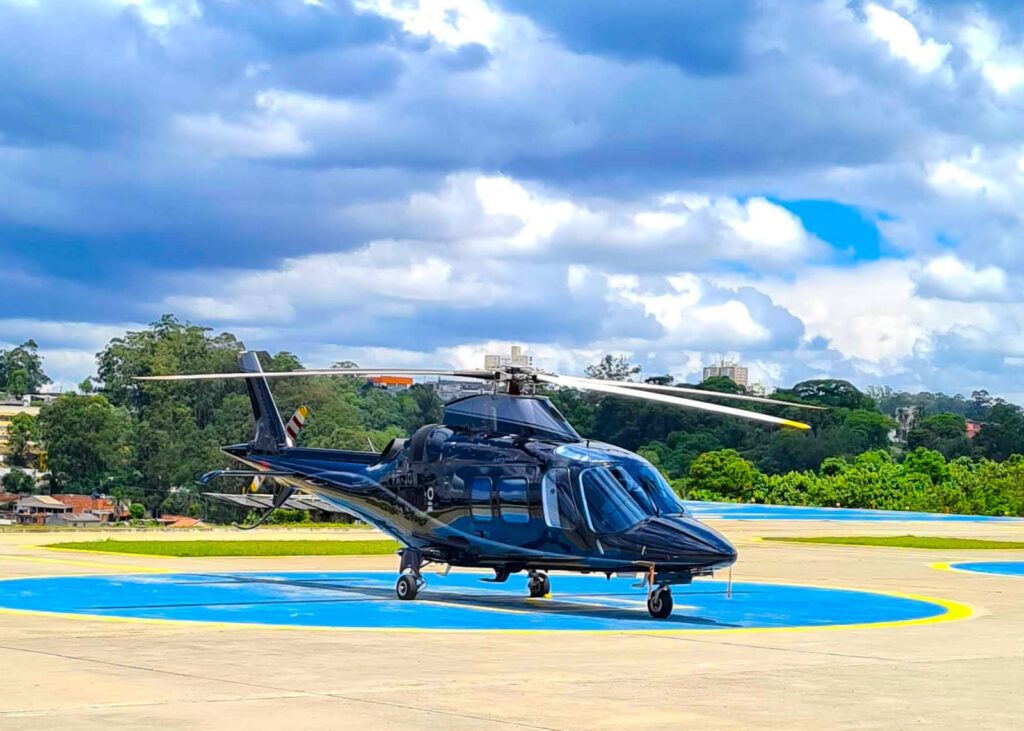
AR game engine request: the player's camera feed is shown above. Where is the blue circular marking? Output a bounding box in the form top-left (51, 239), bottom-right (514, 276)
top-left (683, 501), bottom-right (1022, 522)
top-left (949, 561), bottom-right (1024, 577)
top-left (0, 572), bottom-right (948, 631)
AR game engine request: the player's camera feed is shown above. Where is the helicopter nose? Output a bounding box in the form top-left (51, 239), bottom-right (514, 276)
top-left (684, 516), bottom-right (738, 565)
top-left (628, 516), bottom-right (737, 567)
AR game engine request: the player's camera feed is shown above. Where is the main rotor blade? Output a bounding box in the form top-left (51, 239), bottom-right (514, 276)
top-left (135, 368), bottom-right (496, 382)
top-left (573, 377), bottom-right (825, 410)
top-left (538, 374), bottom-right (811, 430)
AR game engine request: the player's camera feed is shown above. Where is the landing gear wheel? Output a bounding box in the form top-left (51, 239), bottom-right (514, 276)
top-left (647, 586), bottom-right (673, 619)
top-left (527, 572), bottom-right (550, 598)
top-left (396, 573), bottom-right (419, 601)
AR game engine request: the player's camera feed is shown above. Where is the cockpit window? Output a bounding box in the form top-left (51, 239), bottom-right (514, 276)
top-left (444, 395), bottom-right (581, 442)
top-left (637, 464), bottom-right (686, 516)
top-left (579, 467), bottom-right (647, 534)
top-left (610, 466), bottom-right (657, 516)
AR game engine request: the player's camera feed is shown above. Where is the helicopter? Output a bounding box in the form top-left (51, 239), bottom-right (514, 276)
top-left (138, 352), bottom-right (820, 619)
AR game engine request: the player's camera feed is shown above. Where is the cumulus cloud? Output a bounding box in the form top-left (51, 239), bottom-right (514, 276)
top-left (913, 254), bottom-right (1010, 301)
top-left (6, 0), bottom-right (1024, 400)
top-left (341, 174), bottom-right (823, 270)
top-left (863, 3), bottom-right (951, 74)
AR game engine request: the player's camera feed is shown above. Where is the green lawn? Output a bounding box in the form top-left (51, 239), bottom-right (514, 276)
top-left (764, 536), bottom-right (1024, 550)
top-left (47, 538), bottom-right (400, 557)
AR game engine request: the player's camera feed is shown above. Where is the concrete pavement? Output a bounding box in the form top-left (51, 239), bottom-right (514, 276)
top-left (0, 522), bottom-right (1021, 729)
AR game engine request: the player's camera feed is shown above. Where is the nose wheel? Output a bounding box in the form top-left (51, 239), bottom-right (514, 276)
top-left (527, 571), bottom-right (550, 598)
top-left (647, 585), bottom-right (673, 619)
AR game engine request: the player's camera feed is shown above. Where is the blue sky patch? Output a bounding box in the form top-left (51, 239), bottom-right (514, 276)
top-left (773, 199), bottom-right (884, 262)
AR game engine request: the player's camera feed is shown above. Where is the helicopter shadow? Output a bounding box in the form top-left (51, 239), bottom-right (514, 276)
top-left (180, 574), bottom-right (740, 628)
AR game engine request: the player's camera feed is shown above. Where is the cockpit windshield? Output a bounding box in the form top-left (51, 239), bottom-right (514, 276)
top-left (444, 395), bottom-right (581, 442)
top-left (610, 466), bottom-right (657, 516)
top-left (636, 463), bottom-right (686, 516)
top-left (579, 467), bottom-right (647, 533)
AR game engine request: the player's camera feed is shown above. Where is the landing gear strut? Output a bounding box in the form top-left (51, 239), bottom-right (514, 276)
top-left (527, 571), bottom-right (550, 598)
top-left (647, 585), bottom-right (673, 619)
top-left (396, 548), bottom-right (425, 601)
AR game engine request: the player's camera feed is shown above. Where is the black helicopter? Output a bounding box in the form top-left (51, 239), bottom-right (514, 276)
top-left (140, 352), bottom-right (819, 618)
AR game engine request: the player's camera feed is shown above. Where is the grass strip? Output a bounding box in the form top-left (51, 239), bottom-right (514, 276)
top-left (46, 539), bottom-right (400, 557)
top-left (763, 536), bottom-right (1024, 550)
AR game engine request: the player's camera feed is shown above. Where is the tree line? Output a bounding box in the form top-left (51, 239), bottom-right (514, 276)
top-left (4, 317), bottom-right (1024, 517)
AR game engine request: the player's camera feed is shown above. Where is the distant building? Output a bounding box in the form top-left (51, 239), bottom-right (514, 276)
top-left (50, 494), bottom-right (127, 522)
top-left (10, 493), bottom-right (127, 525)
top-left (0, 493), bottom-right (19, 525)
top-left (966, 420), bottom-right (982, 440)
top-left (366, 375), bottom-right (413, 391)
top-left (14, 494), bottom-right (71, 525)
top-left (155, 514), bottom-right (206, 529)
top-left (702, 359), bottom-right (748, 388)
top-left (0, 400), bottom-right (41, 452)
top-left (484, 345), bottom-right (533, 370)
top-left (46, 512), bottom-right (102, 528)
top-left (890, 406), bottom-right (919, 444)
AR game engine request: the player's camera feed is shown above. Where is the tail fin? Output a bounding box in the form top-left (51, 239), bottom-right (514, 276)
top-left (240, 351), bottom-right (289, 452)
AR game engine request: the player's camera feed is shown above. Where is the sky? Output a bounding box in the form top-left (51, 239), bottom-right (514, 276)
top-left (3, 0), bottom-right (1024, 398)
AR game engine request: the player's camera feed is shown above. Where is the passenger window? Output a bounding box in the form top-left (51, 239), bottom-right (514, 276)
top-left (498, 478), bottom-right (530, 524)
top-left (541, 468), bottom-right (578, 530)
top-left (470, 477), bottom-right (492, 522)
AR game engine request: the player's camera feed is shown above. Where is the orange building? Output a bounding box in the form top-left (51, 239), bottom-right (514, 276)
top-left (367, 376), bottom-right (413, 390)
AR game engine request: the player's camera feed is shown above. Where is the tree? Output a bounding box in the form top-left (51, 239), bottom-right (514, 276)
top-left (907, 413), bottom-right (970, 459)
top-left (0, 340), bottom-right (51, 397)
top-left (697, 375), bottom-right (745, 394)
top-left (129, 503), bottom-right (145, 520)
top-left (778, 379), bottom-right (874, 410)
top-left (585, 354), bottom-right (640, 382)
top-left (973, 403), bottom-right (1024, 461)
top-left (685, 449), bottom-right (761, 501)
top-left (37, 394), bottom-right (133, 493)
top-left (903, 447), bottom-right (948, 485)
top-left (2, 468), bottom-right (35, 493)
top-left (838, 409), bottom-right (895, 453)
top-left (7, 412), bottom-right (39, 467)
top-left (96, 314), bottom-right (245, 416)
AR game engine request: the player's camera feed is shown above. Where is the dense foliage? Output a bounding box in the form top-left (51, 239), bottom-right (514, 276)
top-left (676, 448), bottom-right (1024, 517)
top-left (7, 315), bottom-right (1024, 518)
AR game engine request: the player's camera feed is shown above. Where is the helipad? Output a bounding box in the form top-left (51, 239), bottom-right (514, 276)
top-left (947, 561), bottom-right (1024, 577)
top-left (0, 571), bottom-right (964, 632)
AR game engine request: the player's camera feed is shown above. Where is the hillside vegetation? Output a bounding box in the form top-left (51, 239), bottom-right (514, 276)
top-left (5, 317), bottom-right (1024, 518)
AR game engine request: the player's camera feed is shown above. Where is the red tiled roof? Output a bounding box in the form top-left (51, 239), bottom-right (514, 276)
top-left (160, 515), bottom-right (204, 529)
top-left (51, 494), bottom-right (125, 516)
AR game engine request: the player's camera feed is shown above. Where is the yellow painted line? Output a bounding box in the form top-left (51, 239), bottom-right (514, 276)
top-left (0, 570), bottom-right (975, 635)
top-left (931, 561), bottom-right (1023, 578)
